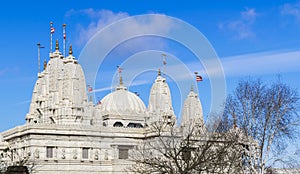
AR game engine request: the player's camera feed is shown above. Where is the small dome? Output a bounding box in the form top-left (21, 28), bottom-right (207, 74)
top-left (100, 86), bottom-right (146, 116)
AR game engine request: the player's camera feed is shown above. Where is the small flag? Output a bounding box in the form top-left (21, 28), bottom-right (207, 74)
top-left (196, 75), bottom-right (203, 82)
top-left (50, 27), bottom-right (55, 34)
top-left (117, 66), bottom-right (123, 73)
top-left (63, 33), bottom-right (66, 40)
top-left (88, 86), bottom-right (93, 92)
top-left (163, 59), bottom-right (167, 65)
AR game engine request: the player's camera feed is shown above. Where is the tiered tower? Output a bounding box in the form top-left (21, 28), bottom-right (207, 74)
top-left (25, 41), bottom-right (94, 125)
top-left (147, 69), bottom-right (176, 125)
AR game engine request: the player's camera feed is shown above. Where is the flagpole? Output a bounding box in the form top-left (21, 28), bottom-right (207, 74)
top-left (50, 22), bottom-right (53, 53)
top-left (62, 24), bottom-right (66, 57)
top-left (162, 53), bottom-right (166, 77)
top-left (117, 65), bottom-right (123, 86)
top-left (37, 43), bottom-right (45, 74)
top-left (194, 72), bottom-right (198, 82)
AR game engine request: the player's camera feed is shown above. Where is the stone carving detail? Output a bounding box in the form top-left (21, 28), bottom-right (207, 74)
top-left (73, 149), bottom-right (77, 159)
top-left (104, 150), bottom-right (108, 160)
top-left (61, 148), bottom-right (65, 159)
top-left (34, 149), bottom-right (39, 159)
top-left (94, 150), bottom-right (98, 160)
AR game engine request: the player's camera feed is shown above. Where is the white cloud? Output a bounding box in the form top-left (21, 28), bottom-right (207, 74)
top-left (65, 9), bottom-right (172, 52)
top-left (66, 9), bottom-right (129, 46)
top-left (219, 8), bottom-right (257, 40)
top-left (281, 2), bottom-right (300, 22)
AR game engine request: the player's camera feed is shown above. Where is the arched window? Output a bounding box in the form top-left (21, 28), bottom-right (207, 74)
top-left (127, 123), bottom-right (143, 128)
top-left (113, 122), bottom-right (124, 127)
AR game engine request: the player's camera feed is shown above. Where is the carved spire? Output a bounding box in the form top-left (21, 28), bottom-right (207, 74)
top-left (69, 45), bottom-right (73, 55)
top-left (55, 40), bottom-right (59, 51)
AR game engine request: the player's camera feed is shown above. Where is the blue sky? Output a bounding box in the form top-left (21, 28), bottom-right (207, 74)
top-left (0, 0), bottom-right (300, 141)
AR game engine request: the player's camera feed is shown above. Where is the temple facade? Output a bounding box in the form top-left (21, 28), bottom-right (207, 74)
top-left (0, 41), bottom-right (205, 173)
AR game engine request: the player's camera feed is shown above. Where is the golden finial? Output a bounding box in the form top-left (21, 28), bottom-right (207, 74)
top-left (43, 59), bottom-right (47, 70)
top-left (119, 76), bottom-right (123, 86)
top-left (158, 68), bottom-right (161, 76)
top-left (69, 45), bottom-right (73, 55)
top-left (55, 39), bottom-right (59, 51)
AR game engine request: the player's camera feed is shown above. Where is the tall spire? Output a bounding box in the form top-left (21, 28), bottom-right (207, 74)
top-left (181, 86), bottom-right (204, 128)
top-left (55, 40), bottom-right (59, 51)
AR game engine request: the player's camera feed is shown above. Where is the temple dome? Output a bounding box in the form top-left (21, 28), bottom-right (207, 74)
top-left (100, 86), bottom-right (146, 116)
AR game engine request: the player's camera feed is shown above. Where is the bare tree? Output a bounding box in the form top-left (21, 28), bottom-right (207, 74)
top-left (221, 78), bottom-right (300, 174)
top-left (129, 120), bottom-right (254, 174)
top-left (0, 146), bottom-right (37, 174)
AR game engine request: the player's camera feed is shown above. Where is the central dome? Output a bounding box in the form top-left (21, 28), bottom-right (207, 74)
top-left (100, 86), bottom-right (146, 116)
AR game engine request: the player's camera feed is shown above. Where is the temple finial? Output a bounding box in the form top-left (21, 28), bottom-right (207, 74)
top-left (55, 40), bottom-right (59, 51)
top-left (69, 45), bottom-right (73, 55)
top-left (158, 68), bottom-right (161, 76)
top-left (43, 59), bottom-right (47, 70)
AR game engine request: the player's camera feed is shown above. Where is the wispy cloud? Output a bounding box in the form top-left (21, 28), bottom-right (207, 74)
top-left (15, 99), bottom-right (31, 106)
top-left (218, 8), bottom-right (257, 40)
top-left (222, 50), bottom-right (300, 77)
top-left (281, 1), bottom-right (300, 22)
top-left (163, 50), bottom-right (300, 79)
top-left (92, 80), bottom-right (149, 93)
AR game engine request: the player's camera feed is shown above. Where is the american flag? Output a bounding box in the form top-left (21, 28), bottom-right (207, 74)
top-left (63, 33), bottom-right (66, 40)
top-left (50, 27), bottom-right (55, 34)
top-left (196, 75), bottom-right (203, 82)
top-left (88, 86), bottom-right (93, 92)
